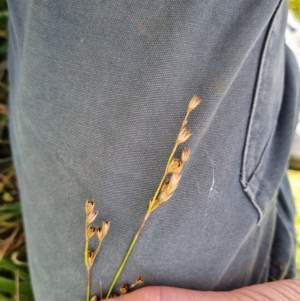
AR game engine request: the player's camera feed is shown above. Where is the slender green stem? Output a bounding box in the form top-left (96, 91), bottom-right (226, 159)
top-left (106, 211), bottom-right (150, 298)
top-left (84, 222), bottom-right (90, 301)
top-left (105, 110), bottom-right (191, 298)
top-left (84, 240), bottom-right (89, 266)
top-left (106, 236), bottom-right (138, 298)
top-left (86, 268), bottom-right (91, 301)
top-left (86, 269), bottom-right (91, 301)
top-left (85, 253), bottom-right (90, 301)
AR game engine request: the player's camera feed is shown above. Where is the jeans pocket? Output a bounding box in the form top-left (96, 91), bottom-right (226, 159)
top-left (240, 0), bottom-right (286, 222)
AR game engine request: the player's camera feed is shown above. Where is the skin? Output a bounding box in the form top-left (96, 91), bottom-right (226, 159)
top-left (109, 280), bottom-right (300, 301)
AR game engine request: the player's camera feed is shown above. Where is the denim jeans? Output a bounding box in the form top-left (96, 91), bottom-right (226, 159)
top-left (7, 1), bottom-right (300, 300)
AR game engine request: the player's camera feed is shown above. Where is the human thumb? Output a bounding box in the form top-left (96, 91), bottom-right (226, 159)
top-left (108, 286), bottom-right (222, 301)
top-left (108, 281), bottom-right (300, 300)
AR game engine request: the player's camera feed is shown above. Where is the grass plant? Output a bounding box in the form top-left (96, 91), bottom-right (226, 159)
top-left (86, 96), bottom-right (201, 300)
top-left (0, 1), bottom-right (299, 300)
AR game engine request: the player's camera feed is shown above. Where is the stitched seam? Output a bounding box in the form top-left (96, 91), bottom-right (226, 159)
top-left (241, 0), bottom-right (283, 187)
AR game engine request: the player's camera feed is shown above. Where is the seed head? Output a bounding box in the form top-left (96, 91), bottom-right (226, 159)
top-left (86, 226), bottom-right (96, 238)
top-left (87, 251), bottom-right (95, 266)
top-left (90, 296), bottom-right (97, 301)
top-left (96, 227), bottom-right (103, 241)
top-left (167, 172), bottom-right (181, 195)
top-left (87, 211), bottom-right (98, 225)
top-left (187, 95), bottom-right (201, 112)
top-left (181, 148), bottom-right (191, 163)
top-left (85, 199), bottom-right (95, 215)
top-left (135, 276), bottom-right (144, 284)
top-left (176, 128), bottom-right (192, 145)
top-left (102, 221), bottom-right (110, 237)
top-left (120, 284), bottom-right (129, 295)
top-left (161, 179), bottom-right (170, 192)
top-left (158, 191), bottom-right (173, 204)
top-left (166, 159), bottom-right (182, 174)
top-left (129, 276), bottom-right (144, 289)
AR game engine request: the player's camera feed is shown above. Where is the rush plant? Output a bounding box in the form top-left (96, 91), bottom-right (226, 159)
top-left (84, 95), bottom-right (201, 300)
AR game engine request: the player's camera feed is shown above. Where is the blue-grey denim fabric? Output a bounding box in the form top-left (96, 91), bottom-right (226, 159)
top-left (7, 0), bottom-right (300, 300)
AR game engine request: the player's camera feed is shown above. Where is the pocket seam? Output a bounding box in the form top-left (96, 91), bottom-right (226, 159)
top-left (240, 0), bottom-right (284, 222)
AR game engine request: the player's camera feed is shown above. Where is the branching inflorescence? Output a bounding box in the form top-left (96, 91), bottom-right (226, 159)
top-left (84, 95), bottom-right (201, 300)
top-left (84, 200), bottom-right (110, 301)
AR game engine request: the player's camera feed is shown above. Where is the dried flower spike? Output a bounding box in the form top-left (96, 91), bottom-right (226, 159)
top-left (181, 148), bottom-right (190, 163)
top-left (85, 200), bottom-right (95, 215)
top-left (187, 95), bottom-right (201, 113)
top-left (87, 211), bottom-right (99, 225)
top-left (84, 201), bottom-right (111, 301)
top-left (161, 179), bottom-right (170, 193)
top-left (129, 276), bottom-right (144, 289)
top-left (120, 284), bottom-right (129, 295)
top-left (96, 227), bottom-right (103, 241)
top-left (176, 128), bottom-right (192, 145)
top-left (166, 158), bottom-right (182, 174)
top-left (158, 191), bottom-right (173, 203)
top-left (105, 96), bottom-right (201, 298)
top-left (87, 251), bottom-right (95, 267)
top-left (86, 227), bottom-right (96, 239)
top-left (166, 172), bottom-right (181, 195)
top-left (135, 276), bottom-right (144, 284)
top-left (102, 221), bottom-right (110, 237)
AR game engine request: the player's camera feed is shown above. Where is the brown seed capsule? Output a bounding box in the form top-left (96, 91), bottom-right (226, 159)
top-left (129, 276), bottom-right (144, 288)
top-left (87, 251), bottom-right (95, 266)
top-left (96, 227), bottom-right (103, 241)
top-left (120, 284), bottom-right (129, 295)
top-left (102, 221), bottom-right (110, 237)
top-left (161, 179), bottom-right (170, 193)
top-left (187, 95), bottom-right (201, 112)
top-left (158, 191), bottom-right (173, 204)
top-left (87, 211), bottom-right (99, 225)
top-left (181, 148), bottom-right (191, 163)
top-left (85, 199), bottom-right (95, 215)
top-left (135, 276), bottom-right (144, 284)
top-left (90, 296), bottom-right (98, 301)
top-left (167, 173), bottom-right (181, 195)
top-left (166, 159), bottom-right (182, 174)
top-left (176, 128), bottom-right (192, 145)
top-left (86, 226), bottom-right (96, 238)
